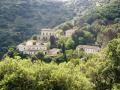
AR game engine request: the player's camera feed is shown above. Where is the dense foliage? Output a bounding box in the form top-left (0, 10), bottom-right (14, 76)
top-left (56, 0), bottom-right (120, 48)
top-left (0, 0), bottom-right (112, 48)
top-left (0, 0), bottom-right (74, 48)
top-left (0, 38), bottom-right (120, 90)
top-left (0, 57), bottom-right (94, 90)
top-left (0, 0), bottom-right (120, 89)
top-left (1, 0), bottom-right (119, 56)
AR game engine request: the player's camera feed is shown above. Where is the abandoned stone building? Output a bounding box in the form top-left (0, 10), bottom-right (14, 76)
top-left (76, 45), bottom-right (100, 54)
top-left (17, 40), bottom-right (48, 55)
top-left (36, 28), bottom-right (56, 42)
top-left (46, 48), bottom-right (61, 56)
top-left (17, 28), bottom-right (100, 55)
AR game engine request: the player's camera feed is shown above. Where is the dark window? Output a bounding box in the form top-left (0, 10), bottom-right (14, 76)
top-left (45, 52), bottom-right (47, 54)
top-left (57, 52), bottom-right (59, 54)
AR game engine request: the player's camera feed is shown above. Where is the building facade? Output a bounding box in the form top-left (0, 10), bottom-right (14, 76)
top-left (76, 45), bottom-right (100, 54)
top-left (37, 28), bottom-right (55, 42)
top-left (17, 28), bottom-right (56, 55)
top-left (46, 48), bottom-right (61, 56)
top-left (17, 40), bottom-right (48, 55)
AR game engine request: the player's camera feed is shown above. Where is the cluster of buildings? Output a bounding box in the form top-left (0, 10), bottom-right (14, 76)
top-left (17, 28), bottom-right (100, 56)
top-left (17, 29), bottom-right (60, 56)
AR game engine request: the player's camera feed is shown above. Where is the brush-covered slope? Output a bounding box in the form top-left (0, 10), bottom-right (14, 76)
top-left (0, 0), bottom-right (74, 47)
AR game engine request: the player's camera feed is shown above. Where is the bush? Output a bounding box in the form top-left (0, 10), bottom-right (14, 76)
top-left (0, 57), bottom-right (94, 90)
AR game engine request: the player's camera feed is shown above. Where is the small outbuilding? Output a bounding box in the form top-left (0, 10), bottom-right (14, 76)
top-left (76, 45), bottom-right (100, 54)
top-left (46, 48), bottom-right (61, 56)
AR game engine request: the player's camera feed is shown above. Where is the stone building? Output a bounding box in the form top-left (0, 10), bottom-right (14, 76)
top-left (17, 40), bottom-right (48, 55)
top-left (21, 45), bottom-right (47, 55)
top-left (76, 45), bottom-right (100, 54)
top-left (17, 28), bottom-right (56, 55)
top-left (17, 41), bottom-right (61, 55)
top-left (46, 48), bottom-right (61, 56)
top-left (37, 28), bottom-right (55, 42)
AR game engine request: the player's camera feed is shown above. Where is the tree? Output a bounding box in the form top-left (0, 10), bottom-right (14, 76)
top-left (61, 43), bottom-right (67, 62)
top-left (66, 38), bottom-right (75, 49)
top-left (72, 30), bottom-right (94, 46)
top-left (32, 36), bottom-right (37, 40)
top-left (5, 47), bottom-right (20, 59)
top-left (50, 36), bottom-right (56, 49)
top-left (95, 39), bottom-right (120, 90)
top-left (35, 51), bottom-right (44, 60)
top-left (107, 38), bottom-right (120, 65)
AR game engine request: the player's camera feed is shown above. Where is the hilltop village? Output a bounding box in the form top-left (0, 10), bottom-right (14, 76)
top-left (17, 28), bottom-right (100, 56)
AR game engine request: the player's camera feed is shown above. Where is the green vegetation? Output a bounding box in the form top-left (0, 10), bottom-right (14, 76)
top-left (0, 0), bottom-right (111, 48)
top-left (0, 0), bottom-right (75, 48)
top-left (1, 0), bottom-right (119, 56)
top-left (56, 0), bottom-right (120, 48)
top-left (0, 0), bottom-right (120, 89)
top-left (0, 58), bottom-right (94, 90)
top-left (0, 0), bottom-right (76, 58)
top-left (0, 38), bottom-right (120, 90)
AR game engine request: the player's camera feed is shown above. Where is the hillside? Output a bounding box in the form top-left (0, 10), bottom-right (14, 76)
top-left (66, 0), bottom-right (111, 15)
top-left (0, 0), bottom-right (120, 56)
top-left (0, 0), bottom-right (111, 48)
top-left (0, 0), bottom-right (108, 48)
top-left (56, 0), bottom-right (120, 47)
top-left (0, 0), bottom-right (74, 48)
top-left (0, 0), bottom-right (120, 89)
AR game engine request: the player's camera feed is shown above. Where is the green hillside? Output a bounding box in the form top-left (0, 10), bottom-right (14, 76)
top-left (0, 0), bottom-right (74, 47)
top-left (0, 0), bottom-right (120, 90)
top-left (56, 0), bottom-right (120, 47)
top-left (0, 0), bottom-right (105, 48)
